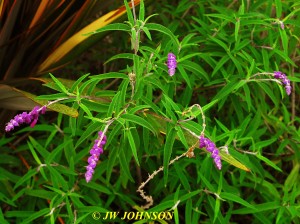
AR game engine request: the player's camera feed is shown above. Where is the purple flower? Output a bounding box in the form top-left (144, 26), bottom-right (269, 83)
top-left (167, 53), bottom-right (177, 76)
top-left (85, 131), bottom-right (107, 183)
top-left (5, 106), bottom-right (47, 132)
top-left (199, 135), bottom-right (222, 170)
top-left (273, 71), bottom-right (291, 95)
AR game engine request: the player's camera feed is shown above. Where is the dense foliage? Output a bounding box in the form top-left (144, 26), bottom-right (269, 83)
top-left (1, 0), bottom-right (300, 223)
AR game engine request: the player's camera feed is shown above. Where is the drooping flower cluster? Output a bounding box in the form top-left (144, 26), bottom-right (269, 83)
top-left (5, 106), bottom-right (47, 132)
top-left (273, 71), bottom-right (291, 95)
top-left (199, 135), bottom-right (222, 170)
top-left (167, 53), bottom-right (177, 76)
top-left (85, 131), bottom-right (107, 183)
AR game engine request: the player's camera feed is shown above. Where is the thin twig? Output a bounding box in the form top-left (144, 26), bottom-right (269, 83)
top-left (137, 151), bottom-right (188, 209)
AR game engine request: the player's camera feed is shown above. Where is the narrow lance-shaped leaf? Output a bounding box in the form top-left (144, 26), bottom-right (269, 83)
top-left (163, 125), bottom-right (176, 185)
top-left (127, 128), bottom-right (140, 166)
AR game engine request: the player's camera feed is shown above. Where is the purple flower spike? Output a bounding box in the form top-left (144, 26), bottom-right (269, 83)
top-left (167, 53), bottom-right (177, 76)
top-left (273, 71), bottom-right (292, 95)
top-left (199, 135), bottom-right (222, 170)
top-left (85, 131), bottom-right (107, 183)
top-left (5, 106), bottom-right (47, 132)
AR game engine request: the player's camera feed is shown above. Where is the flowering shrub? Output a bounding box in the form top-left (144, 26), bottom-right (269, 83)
top-left (1, 0), bottom-right (300, 223)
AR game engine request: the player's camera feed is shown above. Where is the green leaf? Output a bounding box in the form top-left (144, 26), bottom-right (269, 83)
top-left (139, 0), bottom-right (145, 21)
top-left (81, 182), bottom-right (112, 194)
top-left (75, 122), bottom-right (100, 149)
top-left (46, 139), bottom-right (71, 164)
top-left (255, 138), bottom-right (277, 149)
top-left (127, 128), bottom-right (139, 166)
top-left (79, 102), bottom-right (93, 118)
top-left (128, 105), bottom-right (151, 114)
top-left (121, 114), bottom-right (156, 134)
top-left (20, 208), bottom-right (50, 224)
top-left (49, 73), bottom-right (69, 94)
top-left (177, 64), bottom-right (192, 89)
top-left (45, 100), bottom-right (78, 118)
top-left (119, 142), bottom-right (135, 182)
top-left (214, 173), bottom-right (223, 223)
top-left (275, 0), bottom-right (282, 18)
top-left (205, 13), bottom-right (235, 22)
top-left (212, 55), bottom-right (229, 77)
top-left (175, 126), bottom-right (189, 149)
top-left (119, 79), bottom-right (130, 108)
top-left (105, 53), bottom-right (135, 64)
top-left (261, 49), bottom-right (269, 72)
top-left (209, 36), bottom-right (229, 51)
top-left (220, 192), bottom-right (257, 210)
top-left (163, 94), bottom-right (181, 112)
top-left (243, 84), bottom-right (252, 111)
top-left (25, 189), bottom-right (56, 200)
top-left (212, 81), bottom-right (243, 102)
top-left (0, 192), bottom-right (16, 207)
top-left (27, 141), bottom-right (42, 165)
top-left (0, 208), bottom-right (10, 224)
top-left (185, 199), bottom-right (192, 224)
top-left (48, 166), bottom-right (69, 191)
top-left (163, 126), bottom-right (176, 185)
top-left (35, 93), bottom-right (69, 100)
top-left (273, 48), bottom-right (296, 66)
top-left (202, 99), bottom-right (219, 112)
top-left (219, 150), bottom-right (250, 172)
top-left (258, 82), bottom-right (279, 106)
top-left (284, 163), bottom-right (299, 192)
top-left (70, 73), bottom-right (90, 93)
top-left (124, 0), bottom-right (134, 25)
top-left (179, 189), bottom-right (202, 202)
top-left (65, 197), bottom-right (74, 221)
top-left (256, 153), bottom-right (282, 172)
top-left (106, 143), bottom-right (119, 183)
top-left (142, 26), bottom-right (152, 40)
top-left (145, 23), bottom-right (179, 49)
top-left (87, 23), bottom-right (130, 35)
top-left (182, 60), bottom-right (209, 81)
top-left (174, 164), bottom-right (190, 191)
top-left (235, 19), bottom-right (240, 42)
top-left (232, 201), bottom-right (281, 214)
top-left (198, 172), bottom-right (216, 192)
top-left (227, 51), bottom-right (243, 75)
top-left (90, 72), bottom-right (128, 80)
top-left (177, 53), bottom-right (202, 63)
top-left (279, 28), bottom-right (288, 55)
top-left (13, 169), bottom-right (38, 190)
top-left (107, 91), bottom-right (121, 117)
